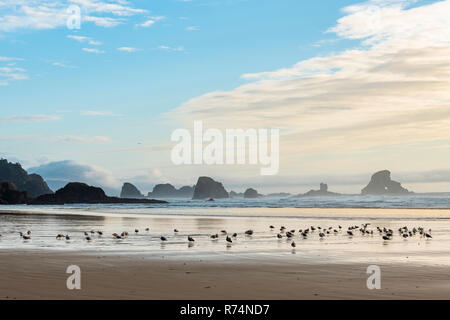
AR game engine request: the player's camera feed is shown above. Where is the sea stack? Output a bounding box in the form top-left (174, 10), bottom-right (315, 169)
top-left (244, 188), bottom-right (261, 199)
top-left (192, 177), bottom-right (229, 200)
top-left (303, 183), bottom-right (340, 196)
top-left (361, 170), bottom-right (411, 195)
top-left (0, 182), bottom-right (29, 205)
top-left (120, 182), bottom-right (144, 198)
top-left (0, 159), bottom-right (53, 197)
top-left (148, 183), bottom-right (194, 198)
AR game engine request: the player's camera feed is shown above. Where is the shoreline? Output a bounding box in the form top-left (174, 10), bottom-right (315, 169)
top-left (0, 250), bottom-right (449, 300)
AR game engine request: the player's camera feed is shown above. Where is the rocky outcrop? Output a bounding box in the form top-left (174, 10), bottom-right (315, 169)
top-left (244, 188), bottom-right (261, 199)
top-left (0, 182), bottom-right (29, 204)
top-left (266, 192), bottom-right (291, 198)
top-left (120, 183), bottom-right (144, 198)
top-left (30, 182), bottom-right (167, 205)
top-left (229, 191), bottom-right (244, 198)
top-left (192, 177), bottom-right (228, 200)
top-left (148, 183), bottom-right (194, 198)
top-left (362, 170), bottom-right (411, 195)
top-left (0, 159), bottom-right (53, 197)
top-left (303, 183), bottom-right (341, 196)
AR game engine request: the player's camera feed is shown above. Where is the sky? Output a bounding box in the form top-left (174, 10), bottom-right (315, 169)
top-left (1, 0), bottom-right (450, 195)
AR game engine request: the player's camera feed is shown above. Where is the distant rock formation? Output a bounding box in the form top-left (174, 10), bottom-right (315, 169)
top-left (30, 182), bottom-right (167, 205)
top-left (120, 182), bottom-right (144, 198)
top-left (0, 159), bottom-right (53, 197)
top-left (229, 191), bottom-right (243, 198)
top-left (362, 170), bottom-right (411, 195)
top-left (0, 182), bottom-right (29, 205)
top-left (192, 177), bottom-right (229, 200)
top-left (296, 183), bottom-right (341, 197)
top-left (266, 192), bottom-right (291, 198)
top-left (244, 188), bottom-right (261, 199)
top-left (147, 183), bottom-right (194, 198)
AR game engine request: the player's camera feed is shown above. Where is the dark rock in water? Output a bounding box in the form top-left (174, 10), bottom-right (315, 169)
top-left (192, 177), bottom-right (229, 200)
top-left (0, 181), bottom-right (29, 204)
top-left (120, 182), bottom-right (144, 198)
top-left (244, 188), bottom-right (261, 199)
top-left (296, 183), bottom-right (341, 197)
top-left (229, 190), bottom-right (244, 198)
top-left (362, 170), bottom-right (411, 195)
top-left (147, 183), bottom-right (194, 198)
top-left (0, 159), bottom-right (53, 197)
top-left (30, 182), bottom-right (167, 205)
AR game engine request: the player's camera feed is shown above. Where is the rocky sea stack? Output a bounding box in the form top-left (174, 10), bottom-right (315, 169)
top-left (192, 177), bottom-right (229, 200)
top-left (0, 181), bottom-right (29, 205)
top-left (362, 170), bottom-right (411, 195)
top-left (120, 182), bottom-right (144, 198)
top-left (0, 159), bottom-right (53, 197)
top-left (148, 183), bottom-right (194, 198)
top-left (244, 188), bottom-right (261, 199)
top-left (30, 182), bottom-right (167, 205)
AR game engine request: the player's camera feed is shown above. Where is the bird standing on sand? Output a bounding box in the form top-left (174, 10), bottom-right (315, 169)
top-left (210, 234), bottom-right (219, 239)
top-left (65, 235), bottom-right (70, 240)
top-left (347, 231), bottom-right (353, 236)
top-left (135, 229), bottom-right (139, 233)
top-left (291, 241), bottom-right (296, 248)
top-left (174, 229), bottom-right (179, 233)
top-left (245, 230), bottom-right (254, 236)
top-left (277, 234), bottom-right (283, 239)
top-left (145, 228), bottom-right (150, 232)
top-left (270, 225), bottom-right (275, 229)
top-left (226, 236), bottom-right (232, 243)
top-left (188, 236), bottom-right (195, 242)
top-left (232, 233), bottom-right (237, 238)
top-left (85, 236), bottom-right (92, 241)
top-left (160, 236), bottom-right (167, 241)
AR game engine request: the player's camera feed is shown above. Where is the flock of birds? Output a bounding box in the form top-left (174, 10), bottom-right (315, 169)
top-left (1, 223), bottom-right (433, 249)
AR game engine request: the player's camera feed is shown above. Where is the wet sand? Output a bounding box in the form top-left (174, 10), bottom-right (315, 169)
top-left (0, 250), bottom-right (449, 300)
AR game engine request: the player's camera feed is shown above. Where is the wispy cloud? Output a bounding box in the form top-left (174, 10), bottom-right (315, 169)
top-left (136, 16), bottom-right (165, 27)
top-left (80, 110), bottom-right (121, 117)
top-left (0, 0), bottom-right (147, 32)
top-left (0, 65), bottom-right (28, 86)
top-left (67, 35), bottom-right (102, 45)
top-left (186, 26), bottom-right (199, 31)
top-left (168, 0), bottom-right (450, 176)
top-left (117, 46), bottom-right (139, 52)
top-left (0, 114), bottom-right (60, 123)
top-left (82, 48), bottom-right (104, 54)
top-left (156, 45), bottom-right (184, 52)
top-left (52, 61), bottom-right (77, 69)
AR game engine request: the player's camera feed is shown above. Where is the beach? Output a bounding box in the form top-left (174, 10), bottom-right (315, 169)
top-left (1, 204), bottom-right (450, 299)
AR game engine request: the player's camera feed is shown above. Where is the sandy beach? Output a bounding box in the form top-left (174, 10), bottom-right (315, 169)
top-left (1, 250), bottom-right (449, 300)
top-left (1, 206), bottom-right (450, 300)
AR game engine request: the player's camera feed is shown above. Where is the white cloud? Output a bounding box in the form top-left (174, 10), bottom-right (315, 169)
top-left (186, 25), bottom-right (199, 31)
top-left (117, 46), bottom-right (139, 52)
top-left (167, 0), bottom-right (450, 178)
top-left (52, 61), bottom-right (77, 68)
top-left (29, 160), bottom-right (122, 194)
top-left (0, 63), bottom-right (28, 85)
top-left (80, 110), bottom-right (121, 116)
top-left (82, 47), bottom-right (104, 54)
top-left (67, 34), bottom-right (102, 45)
top-left (136, 16), bottom-right (165, 27)
top-left (156, 45), bottom-right (184, 51)
top-left (0, 0), bottom-right (147, 32)
top-left (0, 114), bottom-right (60, 123)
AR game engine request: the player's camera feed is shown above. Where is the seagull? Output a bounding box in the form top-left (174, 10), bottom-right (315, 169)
top-left (347, 231), bottom-right (353, 236)
top-left (160, 236), bottom-right (167, 241)
top-left (245, 230), bottom-right (254, 236)
top-left (27, 230), bottom-right (31, 235)
top-left (97, 231), bottom-right (103, 236)
top-left (145, 228), bottom-right (150, 232)
top-left (56, 234), bottom-right (65, 239)
top-left (232, 233), bottom-right (237, 238)
top-left (65, 235), bottom-right (70, 240)
top-left (210, 234), bottom-right (219, 239)
top-left (382, 235), bottom-right (391, 240)
top-left (226, 236), bottom-right (232, 243)
top-left (270, 225), bottom-right (275, 229)
top-left (221, 230), bottom-right (227, 234)
top-left (291, 241), bottom-right (296, 248)
top-left (135, 229), bottom-right (139, 233)
top-left (277, 234), bottom-right (283, 239)
top-left (425, 233), bottom-right (432, 239)
top-left (319, 233), bottom-right (325, 238)
top-left (85, 236), bottom-right (92, 241)
top-left (188, 236), bottom-right (195, 242)
top-left (174, 229), bottom-right (179, 233)
top-left (22, 235), bottom-right (31, 240)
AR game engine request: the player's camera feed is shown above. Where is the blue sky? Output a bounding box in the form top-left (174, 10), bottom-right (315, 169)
top-left (2, 0), bottom-right (450, 194)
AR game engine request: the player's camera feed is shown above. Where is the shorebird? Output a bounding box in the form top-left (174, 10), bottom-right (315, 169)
top-left (145, 228), bottom-right (150, 232)
top-left (347, 231), bottom-right (354, 236)
top-left (319, 232), bottom-right (325, 238)
top-left (135, 229), bottom-right (139, 233)
top-left (56, 234), bottom-right (65, 239)
top-left (174, 229), bottom-right (179, 233)
top-left (232, 233), bottom-right (237, 238)
top-left (425, 233), bottom-right (432, 239)
top-left (160, 236), bottom-right (167, 241)
top-left (277, 234), bottom-right (283, 239)
top-left (85, 236), bottom-right (92, 241)
top-left (291, 241), bottom-right (296, 248)
top-left (210, 234), bottom-right (219, 239)
top-left (226, 236), bottom-right (232, 243)
top-left (27, 231), bottom-right (31, 235)
top-left (97, 231), bottom-right (103, 236)
top-left (221, 230), bottom-right (227, 234)
top-left (245, 230), bottom-right (254, 236)
top-left (286, 231), bottom-right (294, 238)
top-left (65, 235), bottom-right (70, 240)
top-left (270, 225), bottom-right (275, 229)
top-left (22, 235), bottom-right (31, 240)
top-left (402, 234), bottom-right (408, 238)
top-left (311, 226), bottom-right (316, 231)
top-left (188, 236), bottom-right (195, 242)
